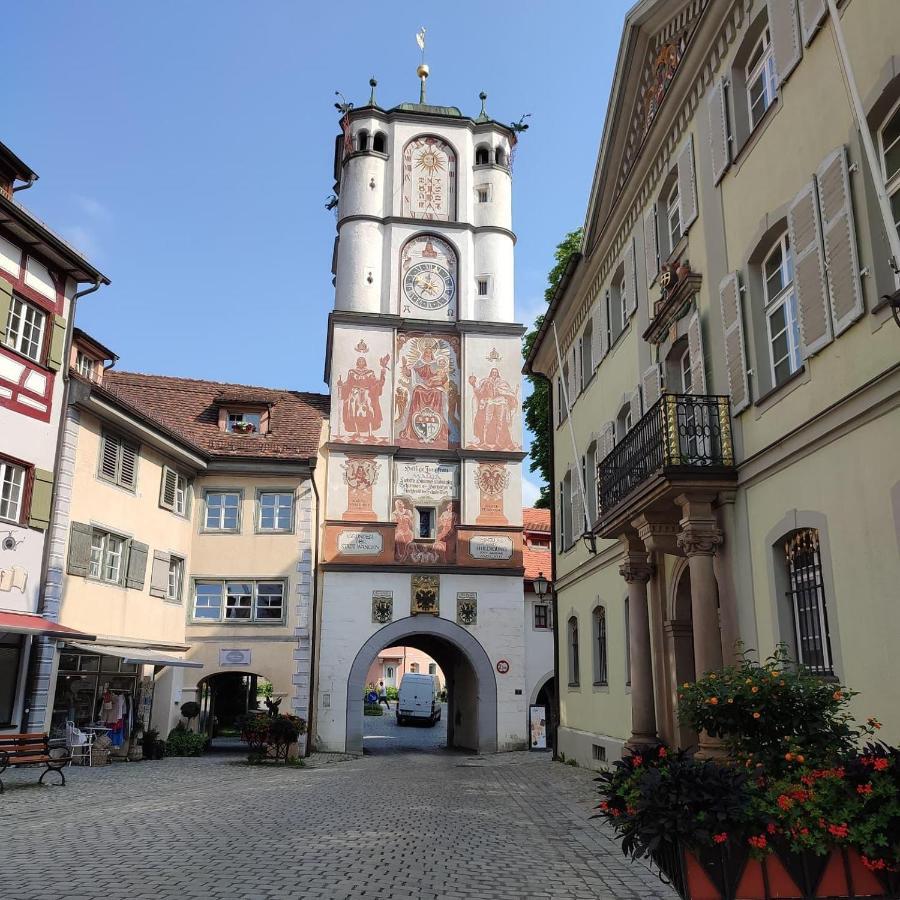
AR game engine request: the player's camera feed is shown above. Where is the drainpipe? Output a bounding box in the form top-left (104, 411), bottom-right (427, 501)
top-left (304, 459), bottom-right (321, 758)
top-left (12, 174), bottom-right (39, 193)
top-left (826, 0), bottom-right (900, 274)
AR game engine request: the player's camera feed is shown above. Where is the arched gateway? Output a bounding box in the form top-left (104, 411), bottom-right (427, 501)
top-left (346, 616), bottom-right (498, 755)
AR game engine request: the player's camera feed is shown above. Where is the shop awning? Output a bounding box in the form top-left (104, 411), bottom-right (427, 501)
top-left (67, 641), bottom-right (203, 669)
top-left (0, 611), bottom-right (96, 640)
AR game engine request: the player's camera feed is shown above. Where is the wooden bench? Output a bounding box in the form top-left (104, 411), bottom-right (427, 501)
top-left (0, 733), bottom-right (71, 792)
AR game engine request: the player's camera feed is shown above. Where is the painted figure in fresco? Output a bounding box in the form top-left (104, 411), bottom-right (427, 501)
top-left (468, 368), bottom-right (520, 450)
top-left (393, 499), bottom-right (415, 560)
top-left (399, 342), bottom-right (450, 444)
top-left (337, 353), bottom-right (390, 439)
top-left (433, 503), bottom-right (456, 554)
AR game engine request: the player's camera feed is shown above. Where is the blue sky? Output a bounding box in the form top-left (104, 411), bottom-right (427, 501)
top-left (6, 1), bottom-right (630, 504)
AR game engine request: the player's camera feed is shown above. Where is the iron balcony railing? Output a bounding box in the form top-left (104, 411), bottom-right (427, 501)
top-left (597, 393), bottom-right (735, 516)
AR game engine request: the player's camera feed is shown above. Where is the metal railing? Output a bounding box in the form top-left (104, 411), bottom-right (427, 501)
top-left (597, 393), bottom-right (734, 515)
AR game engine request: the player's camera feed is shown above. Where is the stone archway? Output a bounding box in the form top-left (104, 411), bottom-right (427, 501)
top-left (346, 617), bottom-right (497, 755)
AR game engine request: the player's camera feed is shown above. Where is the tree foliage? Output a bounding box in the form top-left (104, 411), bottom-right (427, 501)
top-left (521, 228), bottom-right (583, 508)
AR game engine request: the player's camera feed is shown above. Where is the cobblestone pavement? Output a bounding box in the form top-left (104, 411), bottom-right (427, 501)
top-left (363, 702), bottom-right (447, 754)
top-left (2, 749), bottom-right (676, 900)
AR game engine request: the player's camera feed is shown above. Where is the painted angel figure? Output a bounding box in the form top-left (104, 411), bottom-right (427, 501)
top-left (468, 368), bottom-right (519, 450)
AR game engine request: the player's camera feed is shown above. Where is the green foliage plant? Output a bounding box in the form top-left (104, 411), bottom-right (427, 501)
top-left (165, 725), bottom-right (206, 757)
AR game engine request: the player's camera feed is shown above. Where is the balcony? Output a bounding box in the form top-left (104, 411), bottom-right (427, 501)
top-left (595, 393), bottom-right (737, 538)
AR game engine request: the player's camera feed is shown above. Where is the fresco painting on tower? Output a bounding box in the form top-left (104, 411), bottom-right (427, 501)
top-left (399, 234), bottom-right (458, 321)
top-left (401, 135), bottom-right (457, 221)
top-left (463, 334), bottom-right (521, 451)
top-left (392, 459), bottom-right (459, 565)
top-left (394, 332), bottom-right (460, 449)
top-left (331, 324), bottom-right (393, 444)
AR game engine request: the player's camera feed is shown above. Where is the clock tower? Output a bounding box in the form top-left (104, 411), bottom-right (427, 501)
top-left (314, 74), bottom-right (531, 754)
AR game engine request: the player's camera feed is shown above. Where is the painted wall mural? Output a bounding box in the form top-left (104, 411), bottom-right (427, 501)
top-left (473, 462), bottom-right (510, 525)
top-left (331, 326), bottom-right (393, 445)
top-left (341, 455), bottom-right (380, 521)
top-left (464, 336), bottom-right (521, 451)
top-left (392, 460), bottom-right (459, 565)
top-left (394, 333), bottom-right (460, 449)
top-left (399, 235), bottom-right (458, 321)
top-left (401, 136), bottom-right (457, 221)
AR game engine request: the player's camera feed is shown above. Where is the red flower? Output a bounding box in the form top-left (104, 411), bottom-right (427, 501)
top-left (873, 757), bottom-right (889, 772)
top-left (777, 794), bottom-right (794, 811)
top-left (766, 823), bottom-right (777, 835)
top-left (631, 755), bottom-right (643, 767)
top-left (862, 856), bottom-right (888, 872)
top-left (748, 835), bottom-right (768, 850)
top-left (657, 746), bottom-right (667, 758)
top-left (857, 783), bottom-right (873, 796)
top-left (827, 823), bottom-right (849, 840)
top-left (713, 832), bottom-right (728, 844)
top-left (598, 800), bottom-right (609, 811)
top-left (626, 806), bottom-right (637, 816)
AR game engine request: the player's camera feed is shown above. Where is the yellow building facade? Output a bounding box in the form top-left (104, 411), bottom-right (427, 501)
top-left (526, 0), bottom-right (900, 768)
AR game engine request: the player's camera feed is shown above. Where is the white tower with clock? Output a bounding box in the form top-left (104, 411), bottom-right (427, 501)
top-left (312, 73), bottom-right (544, 755)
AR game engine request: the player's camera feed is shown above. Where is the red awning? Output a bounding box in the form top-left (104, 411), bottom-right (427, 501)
top-left (0, 611), bottom-right (96, 640)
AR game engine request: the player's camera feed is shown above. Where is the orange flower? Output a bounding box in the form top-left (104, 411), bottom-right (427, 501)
top-left (833, 690), bottom-right (843, 701)
top-left (751, 686), bottom-right (759, 694)
top-left (796, 754), bottom-right (805, 764)
top-left (708, 697), bottom-right (719, 705)
top-left (753, 712), bottom-right (761, 719)
top-left (785, 752), bottom-right (794, 761)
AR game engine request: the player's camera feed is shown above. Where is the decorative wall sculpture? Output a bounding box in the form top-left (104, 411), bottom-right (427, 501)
top-left (372, 590), bottom-right (393, 624)
top-left (332, 328), bottom-right (393, 444)
top-left (401, 136), bottom-right (457, 221)
top-left (394, 333), bottom-right (461, 449)
top-left (399, 235), bottom-right (458, 321)
top-left (456, 592), bottom-right (477, 626)
top-left (411, 574), bottom-right (440, 616)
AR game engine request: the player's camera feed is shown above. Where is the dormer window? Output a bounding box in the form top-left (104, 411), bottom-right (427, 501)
top-left (76, 350), bottom-right (99, 381)
top-left (226, 411), bottom-right (261, 434)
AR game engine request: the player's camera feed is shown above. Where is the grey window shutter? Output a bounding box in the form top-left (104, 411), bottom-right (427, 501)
top-left (575, 336), bottom-right (584, 392)
top-left (767, 0), bottom-right (802, 86)
top-left (27, 467), bottom-right (54, 530)
top-left (816, 146), bottom-right (864, 336)
top-left (624, 237), bottom-right (638, 318)
top-left (120, 441), bottom-right (138, 489)
top-left (708, 78), bottom-right (731, 185)
top-left (601, 420), bottom-right (616, 459)
top-left (629, 386), bottom-right (643, 426)
top-left (67, 522), bottom-right (94, 576)
top-left (149, 550), bottom-right (171, 598)
top-left (788, 180), bottom-right (833, 357)
top-left (643, 205), bottom-right (659, 286)
top-left (600, 290), bottom-right (610, 357)
top-left (799, 0), bottom-right (827, 45)
top-left (125, 540), bottom-right (149, 590)
top-left (687, 310), bottom-right (708, 393)
top-left (99, 433), bottom-right (119, 481)
top-left (46, 314), bottom-right (67, 372)
top-left (0, 278), bottom-right (11, 342)
top-left (160, 466), bottom-right (177, 510)
top-left (677, 135), bottom-right (698, 230)
top-left (641, 364), bottom-right (662, 410)
top-left (718, 273), bottom-right (751, 414)
top-left (591, 300), bottom-right (603, 366)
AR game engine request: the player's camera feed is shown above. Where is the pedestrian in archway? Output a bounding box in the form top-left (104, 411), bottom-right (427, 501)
top-left (377, 681), bottom-right (391, 710)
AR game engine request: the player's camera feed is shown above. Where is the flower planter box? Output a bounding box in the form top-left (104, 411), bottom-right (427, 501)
top-left (659, 842), bottom-right (898, 900)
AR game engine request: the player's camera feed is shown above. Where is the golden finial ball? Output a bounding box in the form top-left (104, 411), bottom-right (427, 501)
top-left (417, 63), bottom-right (430, 79)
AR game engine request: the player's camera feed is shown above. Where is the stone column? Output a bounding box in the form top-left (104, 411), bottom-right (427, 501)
top-left (675, 494), bottom-right (724, 679)
top-left (620, 537), bottom-right (657, 750)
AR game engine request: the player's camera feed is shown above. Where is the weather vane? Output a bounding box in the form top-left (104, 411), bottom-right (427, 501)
top-left (416, 27), bottom-right (429, 104)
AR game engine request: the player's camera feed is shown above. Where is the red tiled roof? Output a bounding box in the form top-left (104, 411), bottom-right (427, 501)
top-left (103, 371), bottom-right (329, 461)
top-left (523, 507), bottom-right (550, 534)
top-left (523, 507), bottom-right (552, 582)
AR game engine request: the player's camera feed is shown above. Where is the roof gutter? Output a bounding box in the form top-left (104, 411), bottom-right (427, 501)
top-left (12, 173), bottom-right (38, 193)
top-left (522, 251), bottom-right (583, 376)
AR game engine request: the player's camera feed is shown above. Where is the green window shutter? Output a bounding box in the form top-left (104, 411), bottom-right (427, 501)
top-left (0, 278), bottom-right (11, 342)
top-left (125, 540), bottom-right (149, 590)
top-left (27, 467), bottom-right (54, 530)
top-left (46, 314), bottom-right (67, 372)
top-left (67, 522), bottom-right (94, 576)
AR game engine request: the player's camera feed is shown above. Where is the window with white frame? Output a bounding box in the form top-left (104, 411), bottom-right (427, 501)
top-left (160, 467), bottom-right (188, 516)
top-left (746, 25), bottom-right (777, 129)
top-left (258, 491), bottom-right (293, 532)
top-left (204, 491), bottom-right (241, 531)
top-left (89, 529), bottom-right (126, 584)
top-left (666, 180), bottom-right (682, 250)
top-left (410, 662), bottom-right (419, 673)
top-left (167, 555), bottom-right (185, 602)
top-left (76, 350), bottom-right (99, 380)
top-left (226, 411), bottom-right (261, 434)
top-left (475, 184), bottom-right (491, 203)
top-left (878, 98), bottom-right (900, 247)
top-left (534, 603), bottom-right (551, 630)
top-left (580, 319), bottom-right (593, 384)
top-left (0, 459), bottom-right (26, 523)
top-left (783, 529), bottom-right (833, 676)
top-left (618, 271), bottom-right (628, 327)
top-left (476, 276), bottom-right (490, 298)
top-left (428, 662), bottom-right (436, 675)
top-left (192, 579), bottom-right (285, 623)
top-left (4, 295), bottom-right (46, 363)
top-left (593, 606), bottom-right (608, 685)
top-left (763, 233), bottom-right (801, 387)
top-left (679, 345), bottom-right (693, 394)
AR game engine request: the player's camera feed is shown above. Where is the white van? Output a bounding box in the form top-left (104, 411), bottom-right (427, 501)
top-left (396, 673), bottom-right (441, 726)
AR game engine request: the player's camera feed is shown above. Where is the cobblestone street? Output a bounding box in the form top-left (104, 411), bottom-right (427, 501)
top-left (2, 749), bottom-right (676, 900)
top-left (362, 702), bottom-right (447, 754)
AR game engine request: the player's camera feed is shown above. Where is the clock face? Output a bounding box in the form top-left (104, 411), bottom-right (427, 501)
top-left (403, 261), bottom-right (456, 311)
